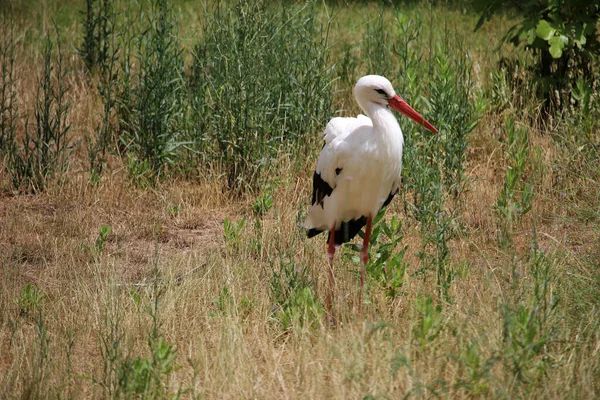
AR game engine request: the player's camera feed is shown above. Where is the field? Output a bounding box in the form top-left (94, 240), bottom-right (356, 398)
top-left (1, 0), bottom-right (599, 398)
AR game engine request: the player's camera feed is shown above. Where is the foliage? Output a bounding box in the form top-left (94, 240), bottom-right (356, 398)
top-left (82, 0), bottom-right (120, 183)
top-left (78, 0), bottom-right (117, 74)
top-left (191, 0), bottom-right (332, 193)
top-left (223, 217), bottom-right (246, 249)
top-left (117, 0), bottom-right (188, 182)
top-left (428, 33), bottom-right (481, 198)
top-left (453, 341), bottom-right (497, 396)
top-left (4, 27), bottom-right (74, 193)
top-left (474, 0), bottom-right (600, 111)
top-left (96, 224), bottom-right (112, 251)
top-left (270, 251), bottom-right (323, 332)
top-left (493, 119), bottom-right (535, 249)
top-left (475, 1), bottom-right (600, 61)
top-left (413, 295), bottom-right (444, 349)
top-left (253, 188), bottom-right (274, 219)
top-left (15, 284), bottom-right (46, 317)
top-left (117, 338), bottom-right (180, 398)
top-left (0, 13), bottom-right (18, 158)
top-left (344, 213), bottom-right (408, 299)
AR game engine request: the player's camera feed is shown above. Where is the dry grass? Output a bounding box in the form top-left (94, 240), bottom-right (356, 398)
top-left (1, 1), bottom-right (600, 399)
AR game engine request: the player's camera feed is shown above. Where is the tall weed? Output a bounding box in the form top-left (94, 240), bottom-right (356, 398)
top-left (117, 0), bottom-right (187, 183)
top-left (0, 13), bottom-right (18, 159)
top-left (81, 0), bottom-right (120, 183)
top-left (494, 119), bottom-right (534, 250)
top-left (500, 245), bottom-right (559, 386)
top-left (4, 27), bottom-right (74, 193)
top-left (391, 13), bottom-right (479, 299)
top-left (191, 0), bottom-right (332, 193)
top-left (79, 0), bottom-right (117, 74)
top-left (270, 249), bottom-right (323, 332)
top-left (344, 213), bottom-right (408, 299)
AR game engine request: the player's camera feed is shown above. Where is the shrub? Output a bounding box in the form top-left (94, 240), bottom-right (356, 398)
top-left (474, 0), bottom-right (600, 113)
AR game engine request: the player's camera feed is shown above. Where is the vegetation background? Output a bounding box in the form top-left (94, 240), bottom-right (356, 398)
top-left (1, 0), bottom-right (599, 398)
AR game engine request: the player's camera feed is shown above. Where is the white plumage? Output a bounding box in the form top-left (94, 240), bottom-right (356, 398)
top-left (305, 75), bottom-right (438, 322)
top-left (306, 84), bottom-right (404, 233)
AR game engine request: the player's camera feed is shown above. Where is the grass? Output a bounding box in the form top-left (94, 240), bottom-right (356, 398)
top-left (1, 0), bottom-right (600, 398)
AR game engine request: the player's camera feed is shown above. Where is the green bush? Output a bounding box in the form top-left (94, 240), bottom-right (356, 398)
top-left (474, 0), bottom-right (600, 112)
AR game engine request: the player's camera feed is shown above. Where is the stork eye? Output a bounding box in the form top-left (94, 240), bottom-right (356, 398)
top-left (375, 88), bottom-right (388, 97)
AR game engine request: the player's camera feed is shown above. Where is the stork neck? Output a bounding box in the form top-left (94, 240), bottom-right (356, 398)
top-left (365, 103), bottom-right (401, 137)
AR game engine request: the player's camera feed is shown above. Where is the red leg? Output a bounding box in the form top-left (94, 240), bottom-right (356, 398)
top-left (327, 224), bottom-right (336, 326)
top-left (360, 215), bottom-right (373, 319)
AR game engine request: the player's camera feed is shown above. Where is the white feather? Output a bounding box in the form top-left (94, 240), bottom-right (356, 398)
top-left (305, 76), bottom-right (405, 233)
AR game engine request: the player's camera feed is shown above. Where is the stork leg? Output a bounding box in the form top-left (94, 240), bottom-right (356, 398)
top-left (327, 224), bottom-right (336, 326)
top-left (360, 215), bottom-right (373, 319)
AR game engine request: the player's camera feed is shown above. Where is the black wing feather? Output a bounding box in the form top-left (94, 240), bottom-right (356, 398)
top-left (307, 182), bottom-right (399, 245)
top-left (311, 171), bottom-right (333, 208)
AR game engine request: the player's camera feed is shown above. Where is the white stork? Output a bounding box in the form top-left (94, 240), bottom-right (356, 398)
top-left (305, 75), bottom-right (438, 321)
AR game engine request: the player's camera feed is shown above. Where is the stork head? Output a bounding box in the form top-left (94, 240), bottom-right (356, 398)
top-left (353, 75), bottom-right (438, 134)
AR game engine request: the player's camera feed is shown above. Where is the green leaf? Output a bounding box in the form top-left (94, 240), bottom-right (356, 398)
top-left (536, 20), bottom-right (555, 41)
top-left (573, 24), bottom-right (587, 48)
top-left (548, 35), bottom-right (568, 58)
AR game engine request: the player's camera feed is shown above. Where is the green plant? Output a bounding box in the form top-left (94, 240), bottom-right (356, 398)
top-left (253, 189), bottom-right (273, 219)
top-left (165, 204), bottom-right (179, 218)
top-left (453, 341), bottom-right (496, 396)
top-left (494, 119), bottom-right (534, 249)
top-left (0, 13), bottom-right (18, 158)
top-left (337, 42), bottom-right (357, 91)
top-left (363, 4), bottom-right (392, 78)
top-left (191, 0), bottom-right (332, 193)
top-left (125, 154), bottom-right (154, 189)
top-left (409, 31), bottom-right (480, 299)
top-left (5, 26), bottom-right (74, 193)
top-left (96, 224), bottom-right (112, 251)
top-left (251, 184), bottom-right (274, 254)
top-left (223, 217), bottom-right (246, 248)
top-left (344, 213), bottom-right (408, 299)
top-left (97, 284), bottom-right (126, 398)
top-left (118, 0), bottom-right (188, 182)
top-left (501, 301), bottom-right (549, 384)
top-left (270, 251), bottom-right (322, 331)
top-left (78, 0), bottom-right (117, 74)
top-left (85, 0), bottom-right (120, 184)
top-left (214, 286), bottom-right (234, 314)
top-left (428, 34), bottom-right (480, 199)
top-left (273, 286), bottom-right (323, 332)
top-left (474, 0), bottom-right (600, 113)
top-left (114, 241), bottom-right (183, 398)
top-left (26, 312), bottom-right (52, 399)
top-left (15, 284), bottom-right (46, 316)
top-left (117, 338), bottom-right (180, 398)
top-left (498, 231), bottom-right (560, 385)
top-left (413, 295), bottom-right (444, 350)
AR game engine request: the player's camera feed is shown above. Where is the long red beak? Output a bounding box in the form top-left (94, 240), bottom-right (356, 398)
top-left (388, 95), bottom-right (438, 133)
